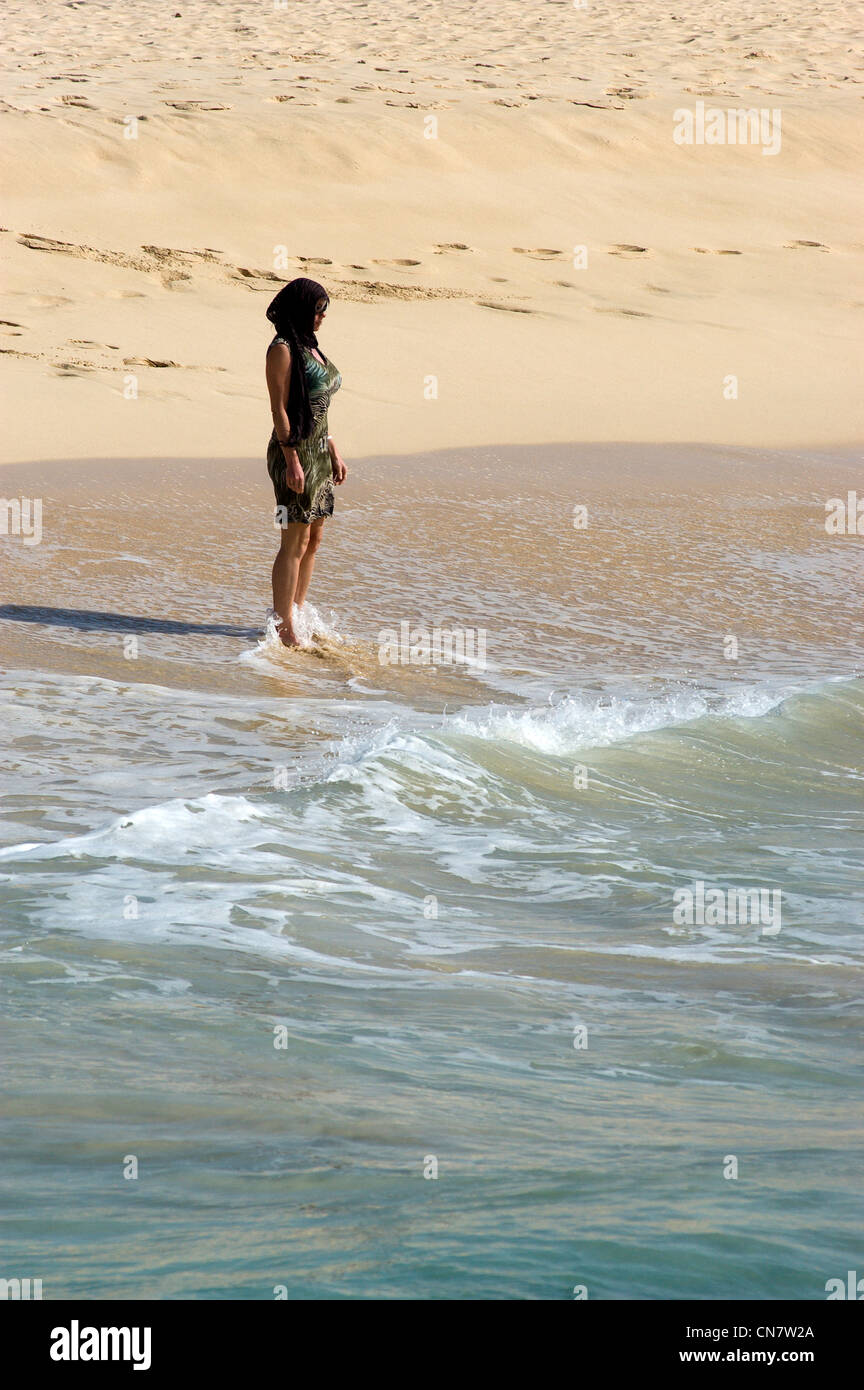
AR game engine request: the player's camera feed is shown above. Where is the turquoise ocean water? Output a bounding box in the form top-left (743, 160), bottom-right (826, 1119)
top-left (1, 445), bottom-right (862, 1299)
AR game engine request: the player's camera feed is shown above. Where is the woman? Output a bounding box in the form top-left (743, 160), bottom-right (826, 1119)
top-left (265, 277), bottom-right (347, 647)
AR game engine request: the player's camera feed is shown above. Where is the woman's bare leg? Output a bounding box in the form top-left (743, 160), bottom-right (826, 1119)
top-left (271, 522), bottom-right (310, 645)
top-left (295, 519), bottom-right (325, 608)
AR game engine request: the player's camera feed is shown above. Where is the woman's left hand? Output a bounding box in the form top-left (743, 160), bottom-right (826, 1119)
top-left (331, 452), bottom-right (348, 485)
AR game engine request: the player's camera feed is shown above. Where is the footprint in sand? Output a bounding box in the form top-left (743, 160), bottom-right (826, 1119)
top-left (372, 258), bottom-right (422, 267)
top-left (693, 247), bottom-right (743, 255)
top-left (163, 101), bottom-right (232, 111)
top-left (475, 300), bottom-right (533, 313)
top-left (20, 234), bottom-right (80, 255)
top-left (785, 240), bottom-right (829, 250)
top-left (19, 234), bottom-right (171, 279)
top-left (142, 245), bottom-right (223, 264)
top-left (302, 281), bottom-right (467, 305)
top-left (123, 357), bottom-right (181, 368)
top-left (608, 244), bottom-right (650, 257)
top-left (512, 247), bottom-right (563, 260)
top-left (65, 339), bottom-right (119, 350)
top-left (28, 294), bottom-right (73, 307)
top-left (594, 307), bottom-right (652, 317)
top-left (233, 267), bottom-right (281, 284)
top-left (119, 356), bottom-right (225, 373)
top-left (387, 100), bottom-right (437, 108)
top-left (434, 243), bottom-right (472, 252)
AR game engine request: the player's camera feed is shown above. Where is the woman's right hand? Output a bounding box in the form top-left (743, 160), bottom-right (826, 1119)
top-left (283, 451), bottom-right (305, 494)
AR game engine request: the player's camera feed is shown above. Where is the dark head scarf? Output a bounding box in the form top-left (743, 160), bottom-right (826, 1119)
top-left (266, 278), bottom-right (330, 445)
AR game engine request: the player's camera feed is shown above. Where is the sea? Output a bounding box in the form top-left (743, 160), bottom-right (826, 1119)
top-left (1, 442), bottom-right (862, 1298)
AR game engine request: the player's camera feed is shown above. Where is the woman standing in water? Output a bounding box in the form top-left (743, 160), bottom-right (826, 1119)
top-left (265, 278), bottom-right (346, 647)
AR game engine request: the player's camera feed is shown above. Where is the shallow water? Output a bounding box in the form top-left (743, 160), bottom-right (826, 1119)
top-left (1, 443), bottom-right (862, 1299)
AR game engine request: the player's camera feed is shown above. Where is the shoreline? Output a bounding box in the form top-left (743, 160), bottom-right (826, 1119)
top-left (3, 440), bottom-right (862, 700)
top-left (2, 436), bottom-right (863, 477)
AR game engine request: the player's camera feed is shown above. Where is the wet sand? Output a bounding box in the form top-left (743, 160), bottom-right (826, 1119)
top-left (2, 443), bottom-right (862, 700)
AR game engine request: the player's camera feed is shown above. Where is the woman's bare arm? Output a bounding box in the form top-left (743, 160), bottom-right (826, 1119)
top-left (327, 434), bottom-right (347, 485)
top-left (266, 343), bottom-right (304, 494)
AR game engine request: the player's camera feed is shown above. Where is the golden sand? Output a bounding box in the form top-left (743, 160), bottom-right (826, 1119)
top-left (1, 0), bottom-right (862, 465)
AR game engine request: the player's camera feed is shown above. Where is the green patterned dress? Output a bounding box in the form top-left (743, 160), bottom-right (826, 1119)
top-left (267, 337), bottom-right (342, 524)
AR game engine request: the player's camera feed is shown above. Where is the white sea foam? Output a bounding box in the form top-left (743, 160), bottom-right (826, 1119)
top-left (0, 792), bottom-right (266, 862)
top-left (1, 674), bottom-right (859, 982)
top-left (248, 602), bottom-right (346, 655)
top-left (447, 683), bottom-right (791, 758)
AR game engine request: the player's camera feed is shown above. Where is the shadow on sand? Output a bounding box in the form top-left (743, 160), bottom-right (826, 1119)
top-left (0, 605), bottom-right (261, 641)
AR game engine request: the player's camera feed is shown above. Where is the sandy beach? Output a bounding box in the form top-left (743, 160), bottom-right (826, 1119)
top-left (1, 0), bottom-right (863, 464)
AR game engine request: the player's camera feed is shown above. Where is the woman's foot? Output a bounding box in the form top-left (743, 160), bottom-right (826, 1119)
top-left (277, 621), bottom-right (300, 647)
